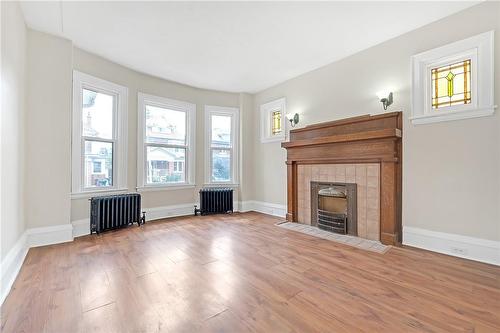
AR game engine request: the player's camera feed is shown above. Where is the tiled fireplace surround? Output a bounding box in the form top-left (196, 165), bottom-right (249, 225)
top-left (297, 163), bottom-right (380, 241)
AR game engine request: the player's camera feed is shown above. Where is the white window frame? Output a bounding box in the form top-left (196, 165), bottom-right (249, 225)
top-left (260, 97), bottom-right (286, 143)
top-left (137, 93), bottom-right (196, 191)
top-left (411, 31), bottom-right (496, 125)
top-left (205, 105), bottom-right (239, 186)
top-left (71, 71), bottom-right (128, 198)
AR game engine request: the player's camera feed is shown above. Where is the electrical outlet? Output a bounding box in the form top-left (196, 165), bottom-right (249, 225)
top-left (450, 247), bottom-right (468, 255)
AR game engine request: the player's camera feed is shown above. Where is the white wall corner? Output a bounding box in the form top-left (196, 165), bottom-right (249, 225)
top-left (72, 219), bottom-right (91, 238)
top-left (1, 232), bottom-right (28, 305)
top-left (2, 223), bottom-right (73, 305)
top-left (403, 226), bottom-right (500, 266)
top-left (238, 200), bottom-right (253, 212)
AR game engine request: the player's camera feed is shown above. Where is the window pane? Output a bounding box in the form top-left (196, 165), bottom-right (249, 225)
top-left (145, 105), bottom-right (186, 145)
top-left (82, 89), bottom-right (114, 139)
top-left (431, 59), bottom-right (471, 109)
top-left (146, 146), bottom-right (186, 184)
top-left (84, 141), bottom-right (113, 187)
top-left (211, 148), bottom-right (231, 182)
top-left (211, 115), bottom-right (231, 147)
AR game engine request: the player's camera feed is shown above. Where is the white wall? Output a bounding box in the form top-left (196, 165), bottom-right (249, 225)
top-left (238, 92), bottom-right (255, 202)
top-left (252, 2), bottom-right (500, 242)
top-left (25, 30), bottom-right (72, 229)
top-left (1, 1), bottom-right (27, 260)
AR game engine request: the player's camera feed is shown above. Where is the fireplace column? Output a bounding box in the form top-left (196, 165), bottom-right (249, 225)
top-left (286, 161), bottom-right (297, 222)
top-left (380, 161), bottom-right (401, 245)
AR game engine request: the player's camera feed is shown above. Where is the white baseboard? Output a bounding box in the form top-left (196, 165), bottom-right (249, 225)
top-left (26, 224), bottom-right (73, 247)
top-left (1, 222), bottom-right (73, 305)
top-left (240, 200), bottom-right (286, 218)
top-left (147, 201), bottom-right (245, 220)
top-left (1, 232), bottom-right (28, 305)
top-left (72, 203), bottom-right (198, 238)
top-left (73, 201), bottom-right (284, 237)
top-left (145, 203), bottom-right (196, 221)
top-left (403, 226), bottom-right (500, 266)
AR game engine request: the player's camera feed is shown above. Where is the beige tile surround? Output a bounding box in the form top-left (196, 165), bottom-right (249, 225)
top-left (297, 164), bottom-right (380, 241)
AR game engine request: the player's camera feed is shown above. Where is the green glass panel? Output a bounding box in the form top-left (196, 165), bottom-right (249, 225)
top-left (446, 71), bottom-right (455, 98)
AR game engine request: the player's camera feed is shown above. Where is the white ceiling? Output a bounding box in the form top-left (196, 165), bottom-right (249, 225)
top-left (20, 1), bottom-right (478, 93)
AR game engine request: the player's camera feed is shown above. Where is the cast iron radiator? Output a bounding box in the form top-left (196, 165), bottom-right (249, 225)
top-left (194, 188), bottom-right (233, 215)
top-left (90, 193), bottom-right (145, 234)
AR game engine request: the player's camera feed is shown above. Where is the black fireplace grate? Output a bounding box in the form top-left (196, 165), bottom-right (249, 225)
top-left (317, 209), bottom-right (347, 234)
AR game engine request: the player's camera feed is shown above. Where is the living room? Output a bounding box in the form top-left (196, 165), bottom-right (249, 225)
top-left (1, 1), bottom-right (499, 332)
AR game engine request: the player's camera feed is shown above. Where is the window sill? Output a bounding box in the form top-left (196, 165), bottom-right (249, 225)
top-left (136, 184), bottom-right (196, 192)
top-left (203, 183), bottom-right (239, 188)
top-left (260, 135), bottom-right (285, 144)
top-left (410, 106), bottom-right (497, 125)
top-left (71, 188), bottom-right (130, 200)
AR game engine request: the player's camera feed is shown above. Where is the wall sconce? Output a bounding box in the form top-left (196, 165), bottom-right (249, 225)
top-left (287, 113), bottom-right (300, 127)
top-left (377, 91), bottom-right (393, 110)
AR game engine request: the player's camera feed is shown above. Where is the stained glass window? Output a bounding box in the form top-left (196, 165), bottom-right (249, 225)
top-left (431, 59), bottom-right (471, 109)
top-left (271, 110), bottom-right (281, 135)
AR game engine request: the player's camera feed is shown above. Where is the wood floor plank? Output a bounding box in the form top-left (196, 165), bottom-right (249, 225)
top-left (1, 212), bottom-right (499, 333)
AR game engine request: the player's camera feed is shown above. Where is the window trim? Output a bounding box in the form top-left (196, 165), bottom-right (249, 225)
top-left (260, 97), bottom-right (286, 143)
top-left (205, 105), bottom-right (239, 185)
top-left (137, 92), bottom-right (196, 190)
top-left (411, 31), bottom-right (496, 125)
top-left (71, 71), bottom-right (128, 197)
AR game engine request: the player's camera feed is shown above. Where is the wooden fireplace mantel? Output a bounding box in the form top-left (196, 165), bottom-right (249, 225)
top-left (281, 112), bottom-right (403, 246)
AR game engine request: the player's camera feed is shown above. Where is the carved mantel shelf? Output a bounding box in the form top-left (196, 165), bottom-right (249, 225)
top-left (281, 128), bottom-right (401, 149)
top-left (281, 112), bottom-right (403, 246)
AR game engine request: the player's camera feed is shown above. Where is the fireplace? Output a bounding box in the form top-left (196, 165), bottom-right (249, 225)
top-left (281, 112), bottom-right (402, 245)
top-left (311, 182), bottom-right (357, 236)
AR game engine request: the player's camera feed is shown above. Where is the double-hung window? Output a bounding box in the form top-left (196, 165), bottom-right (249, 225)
top-left (72, 71), bottom-right (128, 197)
top-left (205, 106), bottom-right (239, 185)
top-left (137, 93), bottom-right (196, 189)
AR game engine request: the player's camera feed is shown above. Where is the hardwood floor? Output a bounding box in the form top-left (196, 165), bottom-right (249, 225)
top-left (2, 212), bottom-right (499, 332)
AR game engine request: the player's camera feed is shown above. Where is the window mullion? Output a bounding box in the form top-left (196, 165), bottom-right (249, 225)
top-left (83, 136), bottom-right (115, 144)
top-left (146, 142), bottom-right (187, 150)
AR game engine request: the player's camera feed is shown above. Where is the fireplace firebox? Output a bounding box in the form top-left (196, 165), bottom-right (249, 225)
top-left (311, 182), bottom-right (357, 236)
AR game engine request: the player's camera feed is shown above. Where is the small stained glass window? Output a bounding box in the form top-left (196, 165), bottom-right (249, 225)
top-left (431, 59), bottom-right (471, 109)
top-left (271, 110), bottom-right (281, 135)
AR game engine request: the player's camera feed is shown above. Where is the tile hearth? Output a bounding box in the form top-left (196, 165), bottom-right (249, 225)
top-left (277, 221), bottom-right (389, 253)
